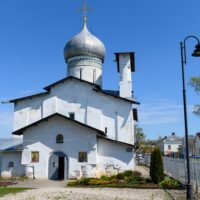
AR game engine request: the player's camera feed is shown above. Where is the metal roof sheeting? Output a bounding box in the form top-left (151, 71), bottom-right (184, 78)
top-left (0, 138), bottom-right (23, 151)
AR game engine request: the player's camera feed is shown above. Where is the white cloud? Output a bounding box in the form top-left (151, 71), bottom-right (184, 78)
top-left (138, 98), bottom-right (193, 125)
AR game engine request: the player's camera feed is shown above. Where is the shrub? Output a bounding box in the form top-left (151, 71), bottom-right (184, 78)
top-left (123, 170), bottom-right (133, 177)
top-left (159, 177), bottom-right (181, 189)
top-left (127, 176), bottom-right (145, 184)
top-left (78, 178), bottom-right (90, 186)
top-left (116, 173), bottom-right (124, 180)
top-left (132, 171), bottom-right (142, 177)
top-left (100, 175), bottom-right (110, 181)
top-left (109, 175), bottom-right (117, 180)
top-left (150, 147), bottom-right (164, 184)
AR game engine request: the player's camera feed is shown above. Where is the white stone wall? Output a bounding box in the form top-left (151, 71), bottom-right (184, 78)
top-left (22, 115), bottom-right (98, 179)
top-left (97, 138), bottom-right (135, 176)
top-left (0, 151), bottom-right (25, 178)
top-left (118, 54), bottom-right (132, 98)
top-left (67, 56), bottom-right (102, 86)
top-left (13, 79), bottom-right (134, 145)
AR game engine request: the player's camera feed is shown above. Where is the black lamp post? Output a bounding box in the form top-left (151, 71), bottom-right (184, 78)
top-left (180, 35), bottom-right (200, 200)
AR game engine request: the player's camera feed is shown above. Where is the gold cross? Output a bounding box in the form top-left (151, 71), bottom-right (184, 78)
top-left (78, 0), bottom-right (92, 23)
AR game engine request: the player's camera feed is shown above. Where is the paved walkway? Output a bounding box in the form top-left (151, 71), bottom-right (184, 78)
top-left (8, 179), bottom-right (66, 188)
top-left (135, 164), bottom-right (150, 178)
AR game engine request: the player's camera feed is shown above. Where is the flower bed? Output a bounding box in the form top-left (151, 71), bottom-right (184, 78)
top-left (67, 170), bottom-right (182, 189)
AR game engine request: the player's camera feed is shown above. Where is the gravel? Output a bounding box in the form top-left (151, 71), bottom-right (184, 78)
top-left (0, 187), bottom-right (185, 200)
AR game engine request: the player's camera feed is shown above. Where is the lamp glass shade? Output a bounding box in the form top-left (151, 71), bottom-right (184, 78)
top-left (192, 44), bottom-right (200, 57)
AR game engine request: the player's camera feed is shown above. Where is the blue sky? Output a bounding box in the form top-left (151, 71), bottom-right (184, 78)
top-left (0, 0), bottom-right (199, 139)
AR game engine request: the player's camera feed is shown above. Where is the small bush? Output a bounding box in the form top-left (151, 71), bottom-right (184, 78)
top-left (127, 176), bottom-right (145, 185)
top-left (159, 177), bottom-right (181, 189)
top-left (132, 171), bottom-right (142, 177)
top-left (78, 178), bottom-right (90, 186)
top-left (123, 170), bottom-right (133, 177)
top-left (116, 173), bottom-right (124, 180)
top-left (100, 175), bottom-right (110, 181)
top-left (109, 175), bottom-right (117, 180)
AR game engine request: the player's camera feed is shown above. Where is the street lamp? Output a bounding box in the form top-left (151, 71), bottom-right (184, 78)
top-left (180, 35), bottom-right (200, 200)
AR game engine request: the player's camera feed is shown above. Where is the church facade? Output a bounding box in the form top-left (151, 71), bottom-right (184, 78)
top-left (0, 17), bottom-right (139, 180)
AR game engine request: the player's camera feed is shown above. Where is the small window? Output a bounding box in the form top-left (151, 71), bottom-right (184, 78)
top-left (8, 161), bottom-right (14, 168)
top-left (168, 145), bottom-right (171, 150)
top-left (31, 151), bottom-right (39, 163)
top-left (56, 134), bottom-right (64, 143)
top-left (69, 113), bottom-right (75, 120)
top-left (78, 152), bottom-right (88, 162)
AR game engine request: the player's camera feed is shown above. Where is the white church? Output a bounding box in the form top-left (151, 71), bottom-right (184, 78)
top-left (0, 15), bottom-right (139, 180)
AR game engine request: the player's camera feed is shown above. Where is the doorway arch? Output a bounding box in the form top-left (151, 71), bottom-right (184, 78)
top-left (48, 151), bottom-right (68, 180)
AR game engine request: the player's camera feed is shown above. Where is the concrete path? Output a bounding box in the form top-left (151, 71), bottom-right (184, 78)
top-left (135, 164), bottom-right (150, 178)
top-left (8, 179), bottom-right (66, 188)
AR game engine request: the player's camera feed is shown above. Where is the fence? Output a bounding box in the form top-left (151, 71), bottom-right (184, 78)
top-left (142, 156), bottom-right (200, 189)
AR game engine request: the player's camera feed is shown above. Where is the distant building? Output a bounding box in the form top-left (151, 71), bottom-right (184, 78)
top-left (182, 135), bottom-right (195, 157)
top-left (194, 132), bottom-right (200, 157)
top-left (158, 133), bottom-right (183, 156)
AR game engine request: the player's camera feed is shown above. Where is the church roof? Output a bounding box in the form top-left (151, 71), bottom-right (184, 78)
top-left (12, 113), bottom-right (106, 136)
top-left (64, 20), bottom-right (106, 63)
top-left (6, 76), bottom-right (140, 105)
top-left (0, 138), bottom-right (23, 151)
top-left (97, 136), bottom-right (134, 148)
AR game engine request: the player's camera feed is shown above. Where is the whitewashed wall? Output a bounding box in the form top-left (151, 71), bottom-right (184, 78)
top-left (22, 115), bottom-right (98, 179)
top-left (0, 151), bottom-right (25, 178)
top-left (13, 79), bottom-right (134, 145)
top-left (97, 138), bottom-right (135, 176)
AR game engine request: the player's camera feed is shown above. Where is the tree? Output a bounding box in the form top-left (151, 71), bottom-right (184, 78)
top-left (189, 76), bottom-right (200, 116)
top-left (150, 147), bottom-right (164, 184)
top-left (134, 125), bottom-right (146, 147)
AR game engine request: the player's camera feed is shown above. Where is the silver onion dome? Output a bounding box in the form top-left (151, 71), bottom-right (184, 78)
top-left (64, 19), bottom-right (106, 63)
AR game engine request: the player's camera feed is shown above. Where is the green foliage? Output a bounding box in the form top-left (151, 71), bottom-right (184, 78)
top-left (126, 176), bottom-right (145, 185)
top-left (189, 76), bottom-right (200, 92)
top-left (78, 178), bottom-right (90, 185)
top-left (100, 175), bottom-right (110, 181)
top-left (150, 147), bottom-right (164, 184)
top-left (132, 171), bottom-right (142, 177)
top-left (135, 125), bottom-right (146, 146)
top-left (116, 173), bottom-right (124, 180)
top-left (123, 170), bottom-right (133, 177)
top-left (67, 170), bottom-right (148, 187)
top-left (109, 175), bottom-right (117, 180)
top-left (159, 177), bottom-right (181, 189)
top-left (0, 188), bottom-right (30, 197)
top-left (189, 76), bottom-right (200, 116)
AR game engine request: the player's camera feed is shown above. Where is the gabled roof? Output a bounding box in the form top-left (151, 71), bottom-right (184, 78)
top-left (6, 92), bottom-right (49, 103)
top-left (93, 88), bottom-right (140, 104)
top-left (43, 76), bottom-right (100, 91)
top-left (97, 135), bottom-right (134, 147)
top-left (0, 138), bottom-right (23, 151)
top-left (13, 113), bottom-right (106, 136)
top-left (159, 134), bottom-right (183, 144)
top-left (4, 76), bottom-right (140, 105)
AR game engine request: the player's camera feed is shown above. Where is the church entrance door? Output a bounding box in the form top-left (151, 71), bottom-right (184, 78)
top-left (48, 152), bottom-right (67, 180)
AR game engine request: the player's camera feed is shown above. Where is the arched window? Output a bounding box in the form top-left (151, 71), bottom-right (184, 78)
top-left (56, 134), bottom-right (64, 144)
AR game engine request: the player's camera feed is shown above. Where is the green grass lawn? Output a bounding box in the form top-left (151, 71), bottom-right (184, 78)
top-left (0, 187), bottom-right (30, 197)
